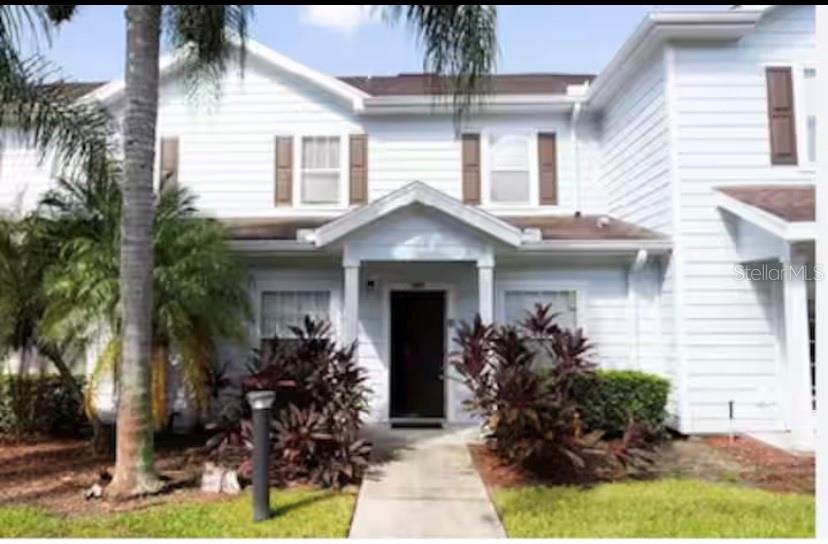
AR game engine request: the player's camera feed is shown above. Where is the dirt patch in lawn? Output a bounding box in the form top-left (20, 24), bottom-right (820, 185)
top-left (470, 435), bottom-right (814, 495)
top-left (704, 436), bottom-right (814, 494)
top-left (0, 433), bottom-right (226, 517)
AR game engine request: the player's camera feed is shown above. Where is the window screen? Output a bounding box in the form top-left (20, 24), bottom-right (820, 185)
top-left (489, 134), bottom-right (530, 204)
top-left (301, 136), bottom-right (340, 204)
top-left (504, 290), bottom-right (577, 329)
top-left (261, 290), bottom-right (330, 338)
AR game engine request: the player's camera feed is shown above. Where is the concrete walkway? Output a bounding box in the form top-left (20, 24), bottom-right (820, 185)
top-left (349, 426), bottom-right (506, 538)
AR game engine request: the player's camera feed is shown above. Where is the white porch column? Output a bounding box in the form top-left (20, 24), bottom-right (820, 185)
top-left (343, 261), bottom-right (360, 344)
top-left (477, 256), bottom-right (495, 323)
top-left (782, 252), bottom-right (813, 450)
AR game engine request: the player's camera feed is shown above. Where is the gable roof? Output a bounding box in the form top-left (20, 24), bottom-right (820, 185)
top-left (313, 181), bottom-right (524, 247)
top-left (87, 38), bottom-right (370, 109)
top-left (339, 73), bottom-right (594, 96)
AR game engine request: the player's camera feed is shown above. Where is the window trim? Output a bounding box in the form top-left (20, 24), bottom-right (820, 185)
top-left (792, 62), bottom-right (817, 171)
top-left (479, 129), bottom-right (562, 210)
top-left (495, 280), bottom-right (588, 333)
top-left (251, 274), bottom-right (342, 345)
top-left (294, 133), bottom-right (349, 209)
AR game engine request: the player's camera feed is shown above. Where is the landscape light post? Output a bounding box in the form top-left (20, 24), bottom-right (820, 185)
top-left (247, 390), bottom-right (276, 522)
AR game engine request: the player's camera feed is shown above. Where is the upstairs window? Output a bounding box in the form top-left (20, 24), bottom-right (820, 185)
top-left (801, 67), bottom-right (817, 166)
top-left (489, 133), bottom-right (531, 204)
top-left (301, 136), bottom-right (340, 205)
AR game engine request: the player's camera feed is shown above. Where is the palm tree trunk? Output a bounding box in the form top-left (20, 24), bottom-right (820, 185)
top-left (151, 342), bottom-right (169, 431)
top-left (108, 4), bottom-right (163, 498)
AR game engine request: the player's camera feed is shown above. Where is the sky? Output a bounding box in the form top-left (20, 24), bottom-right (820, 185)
top-left (32, 5), bottom-right (731, 82)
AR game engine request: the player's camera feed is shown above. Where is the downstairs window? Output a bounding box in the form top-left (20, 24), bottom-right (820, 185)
top-left (260, 290), bottom-right (331, 339)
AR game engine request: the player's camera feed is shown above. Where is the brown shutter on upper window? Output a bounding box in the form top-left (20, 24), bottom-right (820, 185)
top-left (349, 134), bottom-right (368, 205)
top-left (766, 67), bottom-right (798, 165)
top-left (159, 137), bottom-right (179, 192)
top-left (274, 136), bottom-right (293, 206)
top-left (462, 133), bottom-right (481, 204)
top-left (538, 132), bottom-right (558, 205)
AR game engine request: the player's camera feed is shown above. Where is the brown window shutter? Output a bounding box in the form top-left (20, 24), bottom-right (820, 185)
top-left (538, 132), bottom-right (558, 205)
top-left (159, 137), bottom-right (179, 192)
top-left (766, 67), bottom-right (798, 165)
top-left (274, 136), bottom-right (293, 206)
top-left (462, 133), bottom-right (481, 204)
top-left (349, 134), bottom-right (368, 205)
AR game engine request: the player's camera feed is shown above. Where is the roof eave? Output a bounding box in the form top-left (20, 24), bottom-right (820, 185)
top-left (715, 190), bottom-right (815, 242)
top-left (520, 238), bottom-right (672, 254)
top-left (361, 94), bottom-right (582, 115)
top-left (585, 10), bottom-right (764, 109)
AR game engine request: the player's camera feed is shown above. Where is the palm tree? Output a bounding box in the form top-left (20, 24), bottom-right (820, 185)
top-left (1, 6), bottom-right (115, 423)
top-left (0, 216), bottom-right (82, 402)
top-left (38, 176), bottom-right (250, 450)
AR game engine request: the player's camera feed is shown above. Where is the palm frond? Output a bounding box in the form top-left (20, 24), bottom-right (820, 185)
top-left (385, 5), bottom-right (498, 123)
top-left (0, 50), bottom-right (115, 177)
top-left (0, 5), bottom-right (54, 51)
top-left (162, 5), bottom-right (253, 100)
top-left (84, 334), bottom-right (121, 421)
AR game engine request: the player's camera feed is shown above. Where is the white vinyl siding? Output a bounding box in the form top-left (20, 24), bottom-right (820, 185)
top-left (670, 5), bottom-right (815, 433)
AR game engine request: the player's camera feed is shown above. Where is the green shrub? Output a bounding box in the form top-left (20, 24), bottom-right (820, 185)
top-left (0, 375), bottom-right (86, 437)
top-left (573, 369), bottom-right (670, 436)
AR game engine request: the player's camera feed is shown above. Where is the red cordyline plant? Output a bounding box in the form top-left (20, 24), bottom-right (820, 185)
top-left (451, 304), bottom-right (612, 472)
top-left (207, 316), bottom-right (371, 488)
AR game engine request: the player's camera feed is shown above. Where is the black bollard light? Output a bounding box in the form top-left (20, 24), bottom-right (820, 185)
top-left (247, 390), bottom-right (276, 522)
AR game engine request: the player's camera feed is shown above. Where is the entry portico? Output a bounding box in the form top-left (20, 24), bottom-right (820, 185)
top-left (315, 181), bottom-right (524, 343)
top-left (229, 182), bottom-right (670, 425)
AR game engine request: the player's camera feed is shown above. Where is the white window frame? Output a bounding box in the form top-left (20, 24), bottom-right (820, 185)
top-left (294, 133), bottom-right (349, 209)
top-left (495, 281), bottom-right (588, 333)
top-left (480, 129), bottom-right (542, 210)
top-left (792, 62), bottom-right (817, 171)
top-left (251, 274), bottom-right (342, 345)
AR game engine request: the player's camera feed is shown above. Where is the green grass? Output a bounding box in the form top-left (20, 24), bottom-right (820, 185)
top-left (0, 489), bottom-right (356, 538)
top-left (492, 479), bottom-right (815, 538)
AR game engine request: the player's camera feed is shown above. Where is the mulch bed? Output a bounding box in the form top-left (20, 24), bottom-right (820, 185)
top-left (470, 435), bottom-right (815, 495)
top-left (704, 435), bottom-right (814, 494)
top-left (0, 433), bottom-right (225, 517)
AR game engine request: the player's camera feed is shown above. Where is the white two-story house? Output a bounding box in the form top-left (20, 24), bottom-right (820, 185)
top-left (0, 5), bottom-right (816, 449)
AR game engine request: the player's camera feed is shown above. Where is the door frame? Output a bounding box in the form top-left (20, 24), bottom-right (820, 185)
top-left (383, 282), bottom-right (455, 424)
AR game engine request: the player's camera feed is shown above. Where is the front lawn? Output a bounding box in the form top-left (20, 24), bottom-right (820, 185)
top-left (492, 479), bottom-right (814, 538)
top-left (0, 489), bottom-right (355, 538)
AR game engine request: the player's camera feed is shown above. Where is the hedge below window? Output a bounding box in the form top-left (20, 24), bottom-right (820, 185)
top-left (573, 369), bottom-right (670, 437)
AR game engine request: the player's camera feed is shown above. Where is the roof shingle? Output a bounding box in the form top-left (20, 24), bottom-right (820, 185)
top-left (222, 214), bottom-right (665, 242)
top-left (717, 185), bottom-right (815, 222)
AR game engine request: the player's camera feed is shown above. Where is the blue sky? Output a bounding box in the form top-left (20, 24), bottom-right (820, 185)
top-left (36, 5), bottom-right (730, 82)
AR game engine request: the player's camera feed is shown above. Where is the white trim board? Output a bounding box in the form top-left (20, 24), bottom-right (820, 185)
top-left (313, 181), bottom-right (524, 248)
top-left (714, 190), bottom-right (816, 242)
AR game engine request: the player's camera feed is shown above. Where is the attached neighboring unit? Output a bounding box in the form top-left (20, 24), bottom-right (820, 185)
top-left (0, 5), bottom-right (815, 450)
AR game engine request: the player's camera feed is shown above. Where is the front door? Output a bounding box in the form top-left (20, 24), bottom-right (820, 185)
top-left (390, 290), bottom-right (446, 420)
